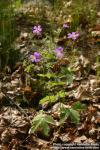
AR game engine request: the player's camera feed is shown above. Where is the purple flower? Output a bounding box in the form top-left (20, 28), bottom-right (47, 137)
top-left (63, 23), bottom-right (69, 28)
top-left (55, 52), bottom-right (64, 59)
top-left (67, 32), bottom-right (79, 40)
top-left (30, 52), bottom-right (41, 63)
top-left (32, 25), bottom-right (42, 35)
top-left (54, 47), bottom-right (64, 59)
top-left (55, 47), bottom-right (64, 52)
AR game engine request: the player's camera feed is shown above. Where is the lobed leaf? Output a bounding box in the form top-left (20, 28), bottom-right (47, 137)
top-left (29, 111), bottom-right (55, 136)
top-left (69, 108), bottom-right (80, 124)
top-left (60, 107), bottom-right (70, 124)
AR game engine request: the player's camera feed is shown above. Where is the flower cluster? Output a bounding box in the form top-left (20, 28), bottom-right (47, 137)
top-left (32, 25), bottom-right (42, 36)
top-left (30, 52), bottom-right (41, 63)
top-left (54, 47), bottom-right (64, 59)
top-left (67, 32), bottom-right (79, 40)
top-left (30, 24), bottom-right (80, 63)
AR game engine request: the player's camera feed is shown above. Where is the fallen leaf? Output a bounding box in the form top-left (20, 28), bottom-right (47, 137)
top-left (74, 135), bottom-right (87, 143)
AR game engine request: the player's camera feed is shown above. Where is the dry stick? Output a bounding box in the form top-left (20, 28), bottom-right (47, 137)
top-left (4, 93), bottom-right (30, 119)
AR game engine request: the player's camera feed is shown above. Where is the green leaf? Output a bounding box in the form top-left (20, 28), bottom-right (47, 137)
top-left (42, 122), bottom-right (50, 136)
top-left (45, 115), bottom-right (56, 125)
top-left (31, 111), bottom-right (45, 123)
top-left (39, 95), bottom-right (56, 104)
top-left (60, 67), bottom-right (74, 84)
top-left (29, 119), bottom-right (42, 134)
top-left (60, 107), bottom-right (70, 124)
top-left (60, 107), bottom-right (80, 125)
top-left (39, 91), bottom-right (67, 104)
top-left (56, 91), bottom-right (67, 98)
top-left (66, 72), bottom-right (74, 84)
top-left (72, 101), bottom-right (86, 110)
top-left (29, 111), bottom-right (55, 136)
top-left (47, 81), bottom-right (65, 88)
top-left (69, 108), bottom-right (80, 124)
top-left (25, 64), bottom-right (34, 73)
top-left (14, 0), bottom-right (21, 8)
top-left (38, 73), bottom-right (55, 79)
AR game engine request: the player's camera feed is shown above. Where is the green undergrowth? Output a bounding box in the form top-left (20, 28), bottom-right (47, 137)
top-left (0, 0), bottom-right (21, 69)
top-left (29, 102), bottom-right (86, 136)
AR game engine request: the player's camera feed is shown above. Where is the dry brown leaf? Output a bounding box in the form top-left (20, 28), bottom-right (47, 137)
top-left (74, 135), bottom-right (87, 143)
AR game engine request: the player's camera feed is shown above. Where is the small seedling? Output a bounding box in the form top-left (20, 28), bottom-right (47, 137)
top-left (29, 110), bottom-right (56, 136)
